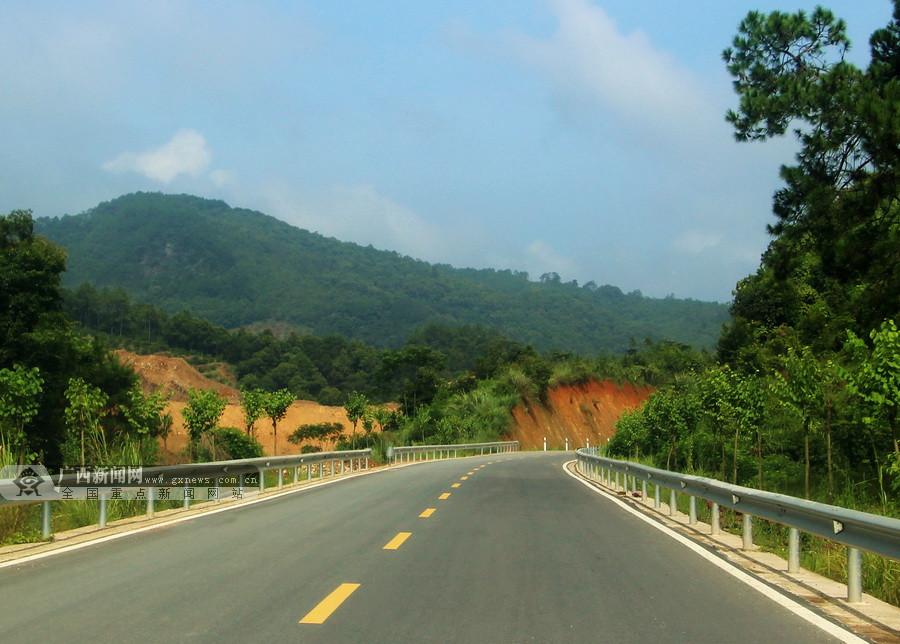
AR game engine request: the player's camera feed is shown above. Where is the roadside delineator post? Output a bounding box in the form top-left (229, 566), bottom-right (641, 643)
top-left (42, 501), bottom-right (51, 539)
top-left (847, 547), bottom-right (862, 603)
top-left (788, 527), bottom-right (800, 572)
top-left (742, 513), bottom-right (753, 550)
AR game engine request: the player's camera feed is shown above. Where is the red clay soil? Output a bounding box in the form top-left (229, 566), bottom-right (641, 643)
top-left (115, 350), bottom-right (361, 461)
top-left (508, 380), bottom-right (653, 450)
top-left (115, 350), bottom-right (238, 403)
top-left (163, 399), bottom-right (358, 461)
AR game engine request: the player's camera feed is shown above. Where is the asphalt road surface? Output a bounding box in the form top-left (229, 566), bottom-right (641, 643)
top-left (0, 452), bottom-right (841, 643)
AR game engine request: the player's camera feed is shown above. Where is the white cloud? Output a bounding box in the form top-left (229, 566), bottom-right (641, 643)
top-left (209, 169), bottom-right (234, 188)
top-left (525, 239), bottom-right (577, 277)
top-left (504, 0), bottom-right (717, 141)
top-left (102, 130), bottom-right (211, 183)
top-left (260, 183), bottom-right (448, 262)
top-left (672, 230), bottom-right (723, 255)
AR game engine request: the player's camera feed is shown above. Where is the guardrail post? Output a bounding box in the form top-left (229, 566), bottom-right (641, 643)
top-left (689, 496), bottom-right (697, 524)
top-left (99, 491), bottom-right (107, 528)
top-left (294, 466), bottom-right (299, 484)
top-left (277, 468), bottom-right (283, 489)
top-left (42, 500), bottom-right (52, 539)
top-left (788, 527), bottom-right (800, 572)
top-left (307, 464), bottom-right (312, 481)
top-left (259, 469), bottom-right (266, 492)
top-left (641, 480), bottom-right (647, 503)
top-left (184, 485), bottom-right (191, 509)
top-left (624, 473), bottom-right (629, 495)
top-left (847, 547), bottom-right (862, 603)
top-left (669, 489), bottom-right (676, 516)
top-left (147, 487), bottom-right (155, 518)
top-left (365, 457), bottom-right (369, 469)
top-left (654, 484), bottom-right (660, 509)
top-left (742, 513), bottom-right (753, 550)
top-left (711, 502), bottom-right (719, 535)
top-left (615, 471), bottom-right (620, 491)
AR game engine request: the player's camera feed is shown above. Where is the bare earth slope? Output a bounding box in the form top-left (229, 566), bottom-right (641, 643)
top-left (116, 350), bottom-right (354, 459)
top-left (119, 351), bottom-right (650, 457)
top-left (508, 380), bottom-right (653, 450)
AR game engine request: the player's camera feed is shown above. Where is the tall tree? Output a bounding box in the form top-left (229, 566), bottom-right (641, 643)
top-left (121, 384), bottom-right (167, 451)
top-left (1, 209), bottom-right (135, 467)
top-left (263, 389), bottom-right (294, 456)
top-left (240, 388), bottom-right (266, 437)
top-left (63, 377), bottom-right (108, 467)
top-left (843, 320), bottom-right (900, 468)
top-left (343, 391), bottom-right (369, 449)
top-left (721, 3), bottom-right (900, 357)
top-left (771, 346), bottom-right (824, 499)
top-left (182, 389), bottom-right (226, 460)
top-left (0, 365), bottom-right (43, 465)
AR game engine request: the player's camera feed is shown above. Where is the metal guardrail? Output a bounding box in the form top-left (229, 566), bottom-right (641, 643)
top-left (0, 440), bottom-right (516, 543)
top-left (390, 441), bottom-right (519, 465)
top-left (575, 448), bottom-right (900, 603)
top-left (1, 449), bottom-right (372, 540)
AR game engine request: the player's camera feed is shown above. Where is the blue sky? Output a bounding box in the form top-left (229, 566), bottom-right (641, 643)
top-left (1, 0), bottom-right (892, 301)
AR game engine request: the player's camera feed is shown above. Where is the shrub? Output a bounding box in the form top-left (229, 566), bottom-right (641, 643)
top-left (213, 426), bottom-right (263, 459)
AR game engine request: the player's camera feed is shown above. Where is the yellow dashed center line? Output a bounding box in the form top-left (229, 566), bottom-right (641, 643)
top-left (383, 532), bottom-right (412, 550)
top-left (419, 507), bottom-right (436, 518)
top-left (460, 476), bottom-right (469, 481)
top-left (299, 583), bottom-right (360, 624)
top-left (438, 492), bottom-right (451, 500)
top-left (451, 483), bottom-right (461, 488)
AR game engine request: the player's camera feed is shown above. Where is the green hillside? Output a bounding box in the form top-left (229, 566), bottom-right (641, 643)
top-left (36, 192), bottom-right (728, 353)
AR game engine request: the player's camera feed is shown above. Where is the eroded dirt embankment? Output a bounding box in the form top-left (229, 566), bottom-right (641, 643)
top-left (507, 380), bottom-right (652, 450)
top-left (116, 350), bottom-right (356, 460)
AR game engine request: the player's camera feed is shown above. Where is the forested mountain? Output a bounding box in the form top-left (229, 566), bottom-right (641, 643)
top-left (36, 193), bottom-right (728, 353)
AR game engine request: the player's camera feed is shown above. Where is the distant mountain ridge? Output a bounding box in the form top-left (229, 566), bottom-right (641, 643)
top-left (36, 192), bottom-right (729, 353)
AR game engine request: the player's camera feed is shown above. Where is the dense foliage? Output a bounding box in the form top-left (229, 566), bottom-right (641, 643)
top-left (36, 192), bottom-right (728, 354)
top-left (0, 211), bottom-right (143, 468)
top-left (610, 4), bottom-right (900, 507)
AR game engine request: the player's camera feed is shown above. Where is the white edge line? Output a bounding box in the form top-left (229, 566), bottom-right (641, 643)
top-left (562, 460), bottom-right (866, 644)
